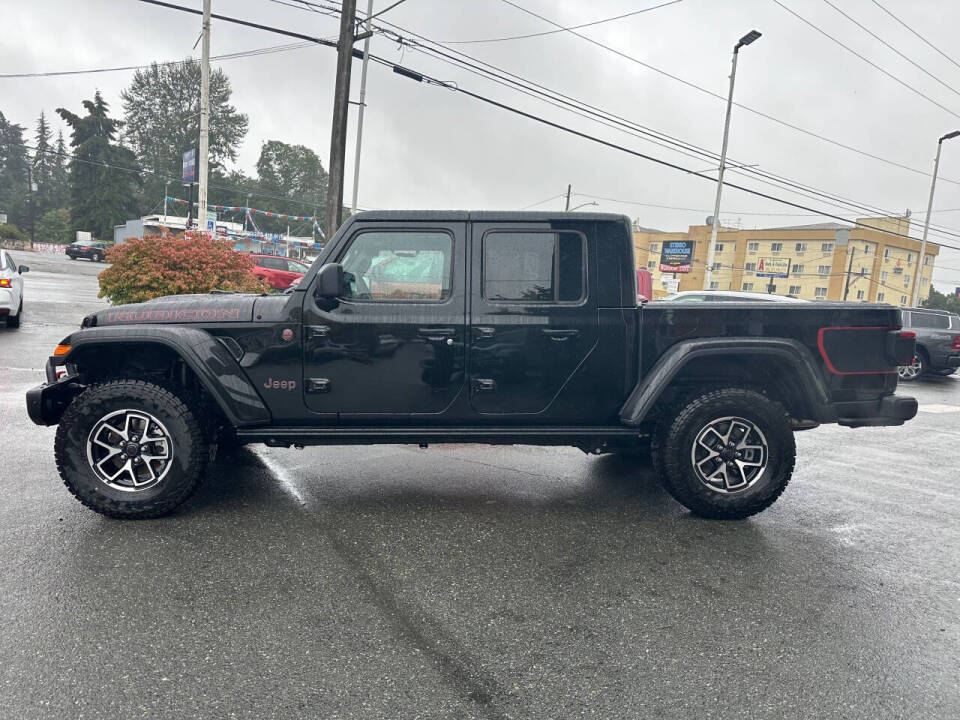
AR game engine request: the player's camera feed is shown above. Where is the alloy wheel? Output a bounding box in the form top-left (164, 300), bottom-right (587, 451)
top-left (898, 353), bottom-right (922, 380)
top-left (690, 416), bottom-right (768, 494)
top-left (85, 409), bottom-right (174, 492)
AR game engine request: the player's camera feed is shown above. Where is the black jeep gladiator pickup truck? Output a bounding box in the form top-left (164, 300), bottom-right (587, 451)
top-left (27, 211), bottom-right (918, 520)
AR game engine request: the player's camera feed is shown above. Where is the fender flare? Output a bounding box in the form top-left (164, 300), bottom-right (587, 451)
top-left (619, 337), bottom-right (831, 426)
top-left (54, 326), bottom-right (271, 426)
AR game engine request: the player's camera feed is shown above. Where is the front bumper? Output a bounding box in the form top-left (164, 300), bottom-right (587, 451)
top-left (835, 394), bottom-right (918, 428)
top-left (26, 366), bottom-right (83, 426)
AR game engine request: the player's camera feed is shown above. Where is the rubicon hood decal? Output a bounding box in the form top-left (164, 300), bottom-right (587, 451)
top-left (94, 294), bottom-right (258, 325)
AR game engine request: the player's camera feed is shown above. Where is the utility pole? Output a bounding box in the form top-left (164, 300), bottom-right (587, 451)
top-left (843, 246), bottom-right (857, 301)
top-left (350, 0), bottom-right (375, 213)
top-left (326, 0), bottom-right (358, 239)
top-left (704, 29), bottom-right (761, 291)
top-left (198, 0), bottom-right (212, 235)
top-left (912, 130), bottom-right (960, 306)
top-left (564, 184), bottom-right (572, 211)
top-left (163, 179), bottom-right (170, 218)
top-left (27, 165), bottom-right (35, 245)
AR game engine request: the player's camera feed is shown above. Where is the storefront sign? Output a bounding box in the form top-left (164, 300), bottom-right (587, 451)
top-left (659, 240), bottom-right (695, 273)
top-left (756, 257), bottom-right (792, 278)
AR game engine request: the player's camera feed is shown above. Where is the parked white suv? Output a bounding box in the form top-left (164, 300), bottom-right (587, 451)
top-left (0, 250), bottom-right (29, 328)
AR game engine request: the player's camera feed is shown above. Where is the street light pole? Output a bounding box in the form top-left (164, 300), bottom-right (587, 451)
top-left (704, 29), bottom-right (761, 291)
top-left (198, 0), bottom-right (212, 235)
top-left (912, 130), bottom-right (960, 307)
top-left (350, 0), bottom-right (375, 214)
top-left (163, 179), bottom-right (170, 218)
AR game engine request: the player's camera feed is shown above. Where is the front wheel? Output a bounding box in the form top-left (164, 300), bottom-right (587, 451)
top-left (54, 380), bottom-right (208, 518)
top-left (653, 388), bottom-right (796, 519)
top-left (92, 252), bottom-right (103, 262)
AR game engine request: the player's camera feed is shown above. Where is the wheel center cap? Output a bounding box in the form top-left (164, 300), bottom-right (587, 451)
top-left (124, 441), bottom-right (141, 458)
top-left (721, 447), bottom-right (737, 462)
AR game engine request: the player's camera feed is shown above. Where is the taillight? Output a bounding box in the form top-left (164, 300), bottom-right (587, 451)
top-left (952, 335), bottom-right (960, 350)
top-left (0, 278), bottom-right (10, 288)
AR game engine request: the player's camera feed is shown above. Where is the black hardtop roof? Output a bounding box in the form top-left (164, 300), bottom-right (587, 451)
top-left (351, 210), bottom-right (631, 224)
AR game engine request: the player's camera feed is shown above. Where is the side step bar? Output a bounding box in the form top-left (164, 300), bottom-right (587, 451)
top-left (236, 425), bottom-right (647, 447)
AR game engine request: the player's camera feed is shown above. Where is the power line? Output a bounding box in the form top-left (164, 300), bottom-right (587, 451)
top-left (820, 0), bottom-right (960, 103)
top-left (0, 42), bottom-right (320, 78)
top-left (440, 1), bottom-right (683, 45)
top-left (770, 0), bottom-right (960, 120)
top-left (869, 0), bottom-right (960, 73)
top-left (483, 0), bottom-right (960, 188)
top-left (286, 0), bottom-right (960, 243)
top-left (357, 12), bottom-right (960, 243)
top-left (138, 0), bottom-right (960, 253)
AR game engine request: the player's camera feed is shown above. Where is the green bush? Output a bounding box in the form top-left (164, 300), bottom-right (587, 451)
top-left (0, 222), bottom-right (26, 242)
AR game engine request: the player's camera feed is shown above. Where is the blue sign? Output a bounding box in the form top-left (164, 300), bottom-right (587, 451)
top-left (182, 148), bottom-right (197, 183)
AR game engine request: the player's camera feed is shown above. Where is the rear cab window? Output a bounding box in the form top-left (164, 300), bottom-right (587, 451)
top-left (910, 312), bottom-right (951, 330)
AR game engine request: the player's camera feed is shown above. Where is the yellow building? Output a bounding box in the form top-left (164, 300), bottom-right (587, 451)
top-left (633, 216), bottom-right (938, 305)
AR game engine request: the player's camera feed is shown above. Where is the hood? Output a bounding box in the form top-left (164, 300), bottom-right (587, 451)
top-left (86, 293), bottom-right (259, 327)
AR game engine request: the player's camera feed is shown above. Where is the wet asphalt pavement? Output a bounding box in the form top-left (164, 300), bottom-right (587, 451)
top-left (1, 250), bottom-right (958, 719)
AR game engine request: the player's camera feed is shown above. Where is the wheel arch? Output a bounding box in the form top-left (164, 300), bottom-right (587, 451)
top-left (54, 327), bottom-right (271, 427)
top-left (620, 337), bottom-right (830, 427)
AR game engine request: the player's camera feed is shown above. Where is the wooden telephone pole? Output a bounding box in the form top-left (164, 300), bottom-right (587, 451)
top-left (325, 0), bottom-right (358, 240)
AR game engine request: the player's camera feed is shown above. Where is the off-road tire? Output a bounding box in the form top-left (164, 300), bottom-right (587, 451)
top-left (54, 379), bottom-right (207, 519)
top-left (6, 299), bottom-right (21, 328)
top-left (652, 388), bottom-right (795, 520)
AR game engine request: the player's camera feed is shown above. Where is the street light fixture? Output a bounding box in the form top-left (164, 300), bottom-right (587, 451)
top-left (704, 29), bottom-right (762, 291)
top-left (568, 201), bottom-right (599, 212)
top-left (912, 130), bottom-right (960, 306)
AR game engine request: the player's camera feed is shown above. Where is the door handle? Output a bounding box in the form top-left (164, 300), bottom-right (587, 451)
top-left (418, 327), bottom-right (457, 342)
top-left (473, 326), bottom-right (496, 340)
top-left (541, 328), bottom-right (579, 341)
top-left (307, 325), bottom-right (330, 339)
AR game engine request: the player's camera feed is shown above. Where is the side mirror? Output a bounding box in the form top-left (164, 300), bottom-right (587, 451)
top-left (314, 263), bottom-right (345, 299)
top-left (18, 265), bottom-right (29, 274)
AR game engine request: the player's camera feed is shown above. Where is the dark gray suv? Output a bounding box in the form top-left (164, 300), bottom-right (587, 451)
top-left (898, 308), bottom-right (960, 381)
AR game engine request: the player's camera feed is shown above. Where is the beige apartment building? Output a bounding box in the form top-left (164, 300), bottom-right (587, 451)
top-left (633, 215), bottom-right (939, 305)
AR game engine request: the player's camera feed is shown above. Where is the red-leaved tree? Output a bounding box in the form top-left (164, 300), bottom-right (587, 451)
top-left (98, 231), bottom-right (269, 305)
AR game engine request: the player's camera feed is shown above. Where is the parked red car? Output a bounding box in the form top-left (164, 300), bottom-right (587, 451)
top-left (248, 253), bottom-right (310, 290)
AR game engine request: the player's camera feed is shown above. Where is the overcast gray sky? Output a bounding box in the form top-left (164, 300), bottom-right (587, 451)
top-left (4, 0), bottom-right (960, 291)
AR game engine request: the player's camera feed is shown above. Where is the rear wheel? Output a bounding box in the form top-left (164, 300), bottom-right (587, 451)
top-left (92, 252), bottom-right (103, 262)
top-left (653, 388), bottom-right (795, 519)
top-left (55, 380), bottom-right (207, 519)
top-left (898, 350), bottom-right (926, 382)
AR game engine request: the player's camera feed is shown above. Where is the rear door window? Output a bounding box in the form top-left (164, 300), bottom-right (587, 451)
top-left (482, 231), bottom-right (585, 303)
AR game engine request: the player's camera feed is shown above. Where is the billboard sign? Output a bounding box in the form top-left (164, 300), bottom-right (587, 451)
top-left (182, 148), bottom-right (197, 183)
top-left (205, 210), bottom-right (217, 232)
top-left (659, 240), bottom-right (695, 273)
top-left (756, 256), bottom-right (792, 278)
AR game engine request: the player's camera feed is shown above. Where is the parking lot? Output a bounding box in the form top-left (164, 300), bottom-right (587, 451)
top-left (1, 250), bottom-right (958, 719)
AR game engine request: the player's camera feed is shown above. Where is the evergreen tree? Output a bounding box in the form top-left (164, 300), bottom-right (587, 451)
top-left (32, 111), bottom-right (53, 211)
top-left (0, 110), bottom-right (30, 227)
top-left (57, 92), bottom-right (141, 242)
top-left (50, 130), bottom-right (70, 209)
